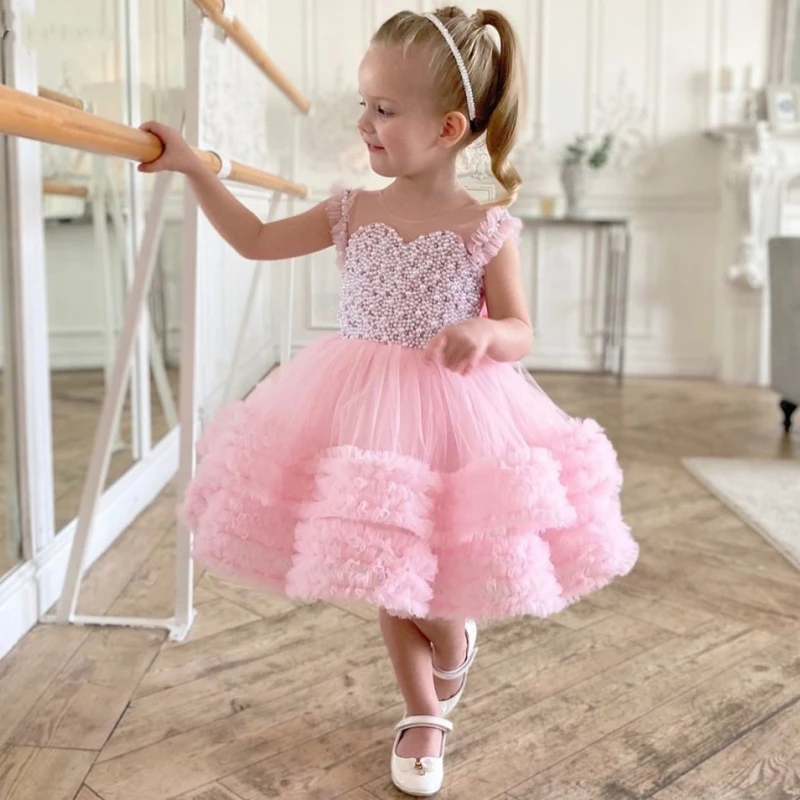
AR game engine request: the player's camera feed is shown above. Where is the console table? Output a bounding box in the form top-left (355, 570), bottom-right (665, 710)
top-left (516, 212), bottom-right (631, 384)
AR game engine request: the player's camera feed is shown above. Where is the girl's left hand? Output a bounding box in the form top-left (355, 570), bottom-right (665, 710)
top-left (425, 318), bottom-right (494, 375)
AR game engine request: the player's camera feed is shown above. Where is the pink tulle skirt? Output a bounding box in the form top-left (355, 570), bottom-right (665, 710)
top-left (181, 337), bottom-right (638, 622)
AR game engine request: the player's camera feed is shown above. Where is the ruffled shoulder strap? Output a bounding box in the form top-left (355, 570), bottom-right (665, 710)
top-left (467, 206), bottom-right (523, 268)
top-left (326, 187), bottom-right (360, 269)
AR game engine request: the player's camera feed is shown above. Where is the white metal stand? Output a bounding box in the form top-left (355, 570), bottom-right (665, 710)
top-left (171, 1), bottom-right (205, 641)
top-left (104, 159), bottom-right (180, 438)
top-left (90, 153), bottom-right (128, 453)
top-left (53, 169), bottom-right (174, 625)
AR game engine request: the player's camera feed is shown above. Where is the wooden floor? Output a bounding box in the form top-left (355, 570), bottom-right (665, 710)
top-left (1, 374), bottom-right (799, 800)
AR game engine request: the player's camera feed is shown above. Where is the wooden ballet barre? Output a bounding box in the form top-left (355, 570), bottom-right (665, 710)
top-left (0, 85), bottom-right (307, 198)
top-left (43, 179), bottom-right (89, 198)
top-left (189, 0), bottom-right (311, 115)
top-left (38, 86), bottom-right (85, 111)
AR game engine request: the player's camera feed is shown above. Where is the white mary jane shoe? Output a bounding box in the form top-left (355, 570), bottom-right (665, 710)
top-left (434, 619), bottom-right (478, 717)
top-left (391, 714), bottom-right (454, 797)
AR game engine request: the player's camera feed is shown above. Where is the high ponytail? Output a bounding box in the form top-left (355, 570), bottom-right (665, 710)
top-left (478, 10), bottom-right (523, 204)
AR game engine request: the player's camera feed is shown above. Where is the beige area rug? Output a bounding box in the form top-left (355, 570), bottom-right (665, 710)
top-left (683, 458), bottom-right (800, 569)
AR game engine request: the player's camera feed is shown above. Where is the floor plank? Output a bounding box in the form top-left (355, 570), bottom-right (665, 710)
top-left (0, 522), bottom-right (166, 746)
top-left (514, 638), bottom-right (800, 798)
top-left (651, 698), bottom-right (800, 800)
top-left (0, 626), bottom-right (88, 747)
top-left (75, 788), bottom-right (105, 800)
top-left (194, 572), bottom-right (298, 620)
top-left (9, 627), bottom-right (163, 749)
top-left (161, 597), bottom-right (261, 648)
top-left (133, 602), bottom-right (364, 698)
top-left (175, 783), bottom-right (246, 800)
top-left (0, 745), bottom-right (96, 800)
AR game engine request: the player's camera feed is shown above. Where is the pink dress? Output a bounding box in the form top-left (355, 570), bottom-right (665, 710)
top-left (181, 189), bottom-right (638, 622)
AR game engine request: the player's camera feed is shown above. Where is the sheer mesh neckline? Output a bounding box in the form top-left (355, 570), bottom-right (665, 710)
top-left (350, 189), bottom-right (496, 244)
top-left (378, 188), bottom-right (483, 225)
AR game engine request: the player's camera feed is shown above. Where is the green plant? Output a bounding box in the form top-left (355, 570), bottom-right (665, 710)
top-left (563, 132), bottom-right (614, 169)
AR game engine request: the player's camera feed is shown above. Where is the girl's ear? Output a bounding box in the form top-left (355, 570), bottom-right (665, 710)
top-left (439, 111), bottom-right (469, 149)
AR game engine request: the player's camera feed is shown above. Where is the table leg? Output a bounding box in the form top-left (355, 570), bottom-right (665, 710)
top-left (617, 225), bottom-right (631, 385)
top-left (608, 226), bottom-right (622, 376)
top-left (602, 227), bottom-right (614, 374)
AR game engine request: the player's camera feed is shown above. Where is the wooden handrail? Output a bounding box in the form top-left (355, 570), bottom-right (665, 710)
top-left (43, 179), bottom-right (89, 198)
top-left (189, 0), bottom-right (311, 115)
top-left (38, 86), bottom-right (85, 111)
top-left (0, 85), bottom-right (307, 198)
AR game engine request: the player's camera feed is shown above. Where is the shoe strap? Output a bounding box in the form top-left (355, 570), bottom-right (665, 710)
top-left (394, 714), bottom-right (454, 735)
top-left (432, 643), bottom-right (478, 680)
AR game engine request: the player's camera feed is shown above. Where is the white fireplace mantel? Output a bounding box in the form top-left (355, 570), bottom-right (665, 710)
top-left (706, 121), bottom-right (800, 385)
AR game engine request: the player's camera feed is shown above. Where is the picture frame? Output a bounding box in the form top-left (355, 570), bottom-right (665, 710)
top-left (767, 84), bottom-right (800, 127)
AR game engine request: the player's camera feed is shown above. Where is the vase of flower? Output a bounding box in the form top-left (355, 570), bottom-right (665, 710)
top-left (561, 163), bottom-right (590, 215)
top-left (560, 133), bottom-right (614, 216)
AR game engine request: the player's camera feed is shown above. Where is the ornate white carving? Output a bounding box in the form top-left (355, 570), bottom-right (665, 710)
top-left (594, 72), bottom-right (658, 178)
top-left (200, 12), bottom-right (270, 168)
top-left (710, 122), bottom-right (781, 290)
top-left (513, 127), bottom-right (549, 182)
top-left (26, 0), bottom-right (117, 180)
top-left (23, 1), bottom-right (115, 47)
top-left (512, 72), bottom-right (658, 188)
top-left (457, 140), bottom-right (492, 181)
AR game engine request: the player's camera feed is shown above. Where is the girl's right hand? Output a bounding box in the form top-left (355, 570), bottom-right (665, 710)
top-left (138, 121), bottom-right (201, 176)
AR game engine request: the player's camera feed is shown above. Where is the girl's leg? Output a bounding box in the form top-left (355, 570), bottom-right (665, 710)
top-left (411, 617), bottom-right (469, 703)
top-left (378, 608), bottom-right (446, 758)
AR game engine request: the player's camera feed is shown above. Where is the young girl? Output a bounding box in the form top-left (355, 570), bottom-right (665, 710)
top-left (141, 6), bottom-right (637, 796)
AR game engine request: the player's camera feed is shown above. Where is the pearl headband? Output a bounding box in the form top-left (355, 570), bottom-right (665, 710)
top-left (422, 12), bottom-right (477, 132)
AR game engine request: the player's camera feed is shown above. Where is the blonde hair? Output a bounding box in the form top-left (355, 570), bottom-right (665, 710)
top-left (372, 6), bottom-right (524, 204)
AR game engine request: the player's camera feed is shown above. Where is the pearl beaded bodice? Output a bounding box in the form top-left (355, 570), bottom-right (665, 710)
top-left (338, 224), bottom-right (484, 349)
top-left (328, 189), bottom-right (521, 350)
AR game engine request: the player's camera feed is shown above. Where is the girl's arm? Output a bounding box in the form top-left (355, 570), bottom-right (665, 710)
top-left (138, 121), bottom-right (332, 261)
top-left (426, 239), bottom-right (532, 374)
top-left (482, 240), bottom-right (534, 362)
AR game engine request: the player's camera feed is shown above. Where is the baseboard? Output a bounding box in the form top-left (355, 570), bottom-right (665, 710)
top-left (617, 353), bottom-right (719, 378)
top-left (0, 562), bottom-right (39, 661)
top-left (524, 353), bottom-right (718, 378)
top-left (0, 428), bottom-right (179, 662)
top-left (523, 351), bottom-right (600, 372)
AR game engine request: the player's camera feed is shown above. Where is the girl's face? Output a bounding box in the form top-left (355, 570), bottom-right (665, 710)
top-left (357, 44), bottom-right (453, 178)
